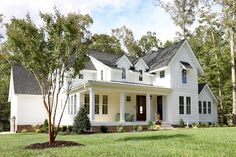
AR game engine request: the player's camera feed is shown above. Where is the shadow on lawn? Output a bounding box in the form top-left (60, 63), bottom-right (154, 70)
top-left (118, 134), bottom-right (190, 142)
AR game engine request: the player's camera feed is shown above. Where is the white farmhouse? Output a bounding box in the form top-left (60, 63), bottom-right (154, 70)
top-left (8, 39), bottom-right (218, 132)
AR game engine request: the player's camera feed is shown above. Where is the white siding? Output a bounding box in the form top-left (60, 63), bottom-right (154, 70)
top-left (199, 87), bottom-right (218, 123)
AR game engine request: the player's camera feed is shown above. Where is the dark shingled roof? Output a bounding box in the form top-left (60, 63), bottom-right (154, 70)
top-left (198, 83), bottom-right (206, 94)
top-left (12, 65), bottom-right (41, 95)
top-left (143, 39), bottom-right (185, 71)
top-left (84, 59), bottom-right (96, 70)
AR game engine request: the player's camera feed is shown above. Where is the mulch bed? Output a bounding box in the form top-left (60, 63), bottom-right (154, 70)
top-left (25, 140), bottom-right (84, 150)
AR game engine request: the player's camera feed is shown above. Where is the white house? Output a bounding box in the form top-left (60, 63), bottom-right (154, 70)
top-left (8, 39), bottom-right (218, 132)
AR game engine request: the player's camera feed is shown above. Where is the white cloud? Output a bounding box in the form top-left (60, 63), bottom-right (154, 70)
top-left (0, 0), bottom-right (178, 42)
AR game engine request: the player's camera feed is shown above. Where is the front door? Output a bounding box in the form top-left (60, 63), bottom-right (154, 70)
top-left (157, 96), bottom-right (163, 120)
top-left (136, 95), bottom-right (146, 121)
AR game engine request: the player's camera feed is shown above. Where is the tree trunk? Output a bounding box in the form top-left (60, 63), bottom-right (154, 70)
top-left (231, 29), bottom-right (236, 124)
top-left (48, 113), bottom-right (55, 145)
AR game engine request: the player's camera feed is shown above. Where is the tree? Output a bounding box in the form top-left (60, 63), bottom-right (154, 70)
top-left (157, 0), bottom-right (199, 38)
top-left (215, 0), bottom-right (236, 124)
top-left (5, 8), bottom-right (93, 144)
top-left (112, 26), bottom-right (142, 56)
top-left (138, 31), bottom-right (162, 56)
top-left (73, 107), bottom-right (91, 133)
top-left (88, 34), bottom-right (123, 54)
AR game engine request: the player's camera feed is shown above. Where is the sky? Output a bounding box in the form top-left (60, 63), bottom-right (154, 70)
top-left (0, 0), bottom-right (179, 42)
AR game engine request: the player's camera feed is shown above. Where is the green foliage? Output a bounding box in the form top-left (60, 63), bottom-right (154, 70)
top-left (61, 126), bottom-right (67, 132)
top-left (117, 125), bottom-right (125, 133)
top-left (179, 119), bottom-right (185, 127)
top-left (138, 31), bottom-right (162, 55)
top-left (133, 125), bottom-right (142, 132)
top-left (100, 125), bottom-right (108, 133)
top-left (88, 34), bottom-right (123, 54)
top-left (73, 107), bottom-right (91, 133)
top-left (147, 120), bottom-right (153, 128)
top-left (21, 129), bottom-right (27, 133)
top-left (35, 128), bottom-right (44, 133)
top-left (191, 122), bottom-right (198, 127)
top-left (68, 126), bottom-right (73, 132)
top-left (43, 119), bottom-right (48, 129)
top-left (200, 123), bottom-right (209, 128)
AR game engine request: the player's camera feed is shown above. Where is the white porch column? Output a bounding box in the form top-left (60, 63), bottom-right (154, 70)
top-left (120, 92), bottom-right (125, 122)
top-left (146, 94), bottom-right (151, 121)
top-left (77, 92), bottom-right (80, 112)
top-left (89, 88), bottom-right (95, 121)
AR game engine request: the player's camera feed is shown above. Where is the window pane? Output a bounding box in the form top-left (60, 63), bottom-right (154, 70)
top-left (186, 97), bottom-right (191, 114)
top-left (102, 95), bottom-right (108, 114)
top-left (95, 95), bottom-right (99, 114)
top-left (160, 70), bottom-right (165, 78)
top-left (139, 70), bottom-right (143, 81)
top-left (179, 96), bottom-right (184, 114)
top-left (208, 102), bottom-right (211, 114)
top-left (84, 94), bottom-right (90, 114)
top-left (203, 101), bottom-right (207, 114)
top-left (198, 101), bottom-right (202, 114)
top-left (182, 69), bottom-right (187, 84)
top-left (122, 67), bottom-right (126, 79)
top-left (101, 70), bottom-right (103, 80)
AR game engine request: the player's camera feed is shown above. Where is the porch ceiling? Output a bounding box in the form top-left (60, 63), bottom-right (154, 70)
top-left (72, 80), bottom-right (171, 95)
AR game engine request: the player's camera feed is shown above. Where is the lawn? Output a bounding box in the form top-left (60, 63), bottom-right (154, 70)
top-left (0, 127), bottom-right (236, 157)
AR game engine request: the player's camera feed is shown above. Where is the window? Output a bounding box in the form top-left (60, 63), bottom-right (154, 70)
top-left (101, 70), bottom-right (103, 81)
top-left (179, 96), bottom-right (184, 114)
top-left (122, 67), bottom-right (126, 79)
top-left (160, 70), bottom-right (165, 78)
top-left (126, 96), bottom-right (131, 102)
top-left (74, 95), bottom-right (77, 114)
top-left (139, 70), bottom-right (143, 81)
top-left (208, 101), bottom-right (211, 114)
top-left (198, 101), bottom-right (202, 114)
top-left (95, 95), bottom-right (99, 114)
top-left (84, 94), bottom-right (90, 114)
top-left (182, 69), bottom-right (187, 84)
top-left (203, 101), bottom-right (207, 114)
top-left (186, 97), bottom-right (191, 114)
top-left (78, 74), bottom-right (83, 79)
top-left (102, 95), bottom-right (108, 114)
top-left (70, 96), bottom-right (73, 115)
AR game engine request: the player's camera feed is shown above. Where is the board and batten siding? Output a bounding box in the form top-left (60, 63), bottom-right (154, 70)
top-left (198, 87), bottom-right (218, 123)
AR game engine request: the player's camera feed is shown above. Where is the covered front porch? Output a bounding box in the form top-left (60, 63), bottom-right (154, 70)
top-left (69, 80), bottom-right (171, 128)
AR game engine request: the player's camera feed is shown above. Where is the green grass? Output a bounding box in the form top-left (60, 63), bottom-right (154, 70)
top-left (0, 127), bottom-right (236, 157)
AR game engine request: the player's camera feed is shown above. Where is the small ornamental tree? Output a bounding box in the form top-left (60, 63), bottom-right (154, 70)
top-left (73, 107), bottom-right (91, 133)
top-left (5, 8), bottom-right (93, 145)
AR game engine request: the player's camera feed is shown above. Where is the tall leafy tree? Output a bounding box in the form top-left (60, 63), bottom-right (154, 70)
top-left (88, 33), bottom-right (123, 54)
top-left (157, 0), bottom-right (199, 38)
top-left (5, 8), bottom-right (93, 144)
top-left (112, 25), bottom-right (142, 56)
top-left (218, 0), bottom-right (236, 124)
top-left (138, 31), bottom-right (162, 56)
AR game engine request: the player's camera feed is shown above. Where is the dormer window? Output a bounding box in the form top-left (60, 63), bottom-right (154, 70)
top-left (139, 70), bottom-right (143, 81)
top-left (78, 74), bottom-right (83, 79)
top-left (160, 70), bottom-right (165, 78)
top-left (182, 69), bottom-right (187, 84)
top-left (122, 67), bottom-right (126, 79)
top-left (101, 70), bottom-right (103, 81)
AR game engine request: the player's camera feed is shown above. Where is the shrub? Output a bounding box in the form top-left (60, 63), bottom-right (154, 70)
top-left (55, 126), bottom-right (61, 132)
top-left (179, 119), bottom-right (185, 127)
top-left (43, 119), bottom-right (48, 129)
top-left (100, 126), bottom-right (108, 133)
top-left (61, 126), bottom-right (67, 132)
top-left (35, 128), bottom-right (44, 133)
top-left (137, 126), bottom-right (143, 132)
top-left (133, 125), bottom-right (139, 132)
top-left (21, 129), bottom-right (27, 133)
top-left (117, 125), bottom-right (125, 133)
top-left (32, 124), bottom-right (41, 131)
top-left (148, 125), bottom-right (156, 131)
top-left (191, 122), bottom-right (198, 128)
top-left (73, 107), bottom-right (91, 133)
top-left (68, 125), bottom-right (73, 132)
top-left (147, 120), bottom-right (153, 128)
top-left (200, 123), bottom-right (209, 128)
